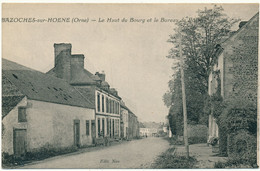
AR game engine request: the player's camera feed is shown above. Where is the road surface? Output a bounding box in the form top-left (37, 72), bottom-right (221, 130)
top-left (20, 137), bottom-right (169, 169)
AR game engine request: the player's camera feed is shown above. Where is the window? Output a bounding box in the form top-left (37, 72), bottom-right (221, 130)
top-left (106, 97), bottom-right (109, 113)
top-left (109, 99), bottom-right (112, 113)
top-left (102, 118), bottom-right (105, 137)
top-left (97, 93), bottom-right (100, 112)
top-left (112, 101), bottom-right (114, 114)
top-left (115, 119), bottom-right (119, 136)
top-left (116, 102), bottom-right (119, 114)
top-left (115, 102), bottom-right (117, 114)
top-left (107, 118), bottom-right (110, 136)
top-left (102, 95), bottom-right (104, 112)
top-left (112, 119), bottom-right (115, 137)
top-left (18, 107), bottom-right (27, 122)
top-left (98, 118), bottom-right (101, 137)
top-left (86, 120), bottom-right (90, 135)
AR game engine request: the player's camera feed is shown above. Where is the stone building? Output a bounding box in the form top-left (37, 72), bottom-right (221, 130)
top-left (208, 13), bottom-right (258, 155)
top-left (47, 43), bottom-right (121, 140)
top-left (2, 59), bottom-right (95, 157)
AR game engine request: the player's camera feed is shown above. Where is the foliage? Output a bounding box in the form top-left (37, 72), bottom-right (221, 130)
top-left (214, 157), bottom-right (258, 168)
top-left (166, 136), bottom-right (184, 146)
top-left (164, 5), bottom-right (240, 136)
top-left (151, 147), bottom-right (197, 169)
top-left (2, 145), bottom-right (78, 167)
top-left (188, 137), bottom-right (207, 145)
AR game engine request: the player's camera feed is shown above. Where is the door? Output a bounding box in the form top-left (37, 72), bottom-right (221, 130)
top-left (91, 120), bottom-right (96, 144)
top-left (74, 120), bottom-right (80, 147)
top-left (13, 129), bottom-right (27, 157)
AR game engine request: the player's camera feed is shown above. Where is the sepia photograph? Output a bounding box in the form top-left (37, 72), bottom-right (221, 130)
top-left (1, 3), bottom-right (259, 169)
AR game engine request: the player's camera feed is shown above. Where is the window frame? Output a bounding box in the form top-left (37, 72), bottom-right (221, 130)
top-left (18, 107), bottom-right (27, 122)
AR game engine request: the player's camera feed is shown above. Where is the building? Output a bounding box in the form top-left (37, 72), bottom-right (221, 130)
top-left (47, 43), bottom-right (121, 140)
top-left (208, 13), bottom-right (258, 155)
top-left (2, 59), bottom-right (95, 157)
top-left (120, 101), bottom-right (129, 139)
top-left (139, 128), bottom-right (158, 137)
top-left (128, 111), bottom-right (140, 139)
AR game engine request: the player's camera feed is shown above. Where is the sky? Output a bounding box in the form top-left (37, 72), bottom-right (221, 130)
top-left (2, 3), bottom-right (259, 123)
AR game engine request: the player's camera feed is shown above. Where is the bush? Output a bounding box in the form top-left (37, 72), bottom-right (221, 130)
top-left (166, 137), bottom-right (184, 145)
top-left (2, 145), bottom-right (79, 167)
top-left (152, 148), bottom-right (197, 169)
top-left (188, 137), bottom-right (207, 145)
top-left (214, 158), bottom-right (259, 168)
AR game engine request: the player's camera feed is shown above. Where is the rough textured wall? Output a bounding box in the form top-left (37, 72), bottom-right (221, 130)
top-left (2, 97), bottom-right (28, 154)
top-left (223, 15), bottom-right (258, 107)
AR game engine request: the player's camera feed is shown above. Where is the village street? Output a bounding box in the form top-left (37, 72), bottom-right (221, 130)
top-left (19, 137), bottom-right (169, 169)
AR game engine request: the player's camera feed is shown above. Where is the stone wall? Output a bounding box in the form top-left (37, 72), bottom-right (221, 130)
top-left (223, 14), bottom-right (258, 107)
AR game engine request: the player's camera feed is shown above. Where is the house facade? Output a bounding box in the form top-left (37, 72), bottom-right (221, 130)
top-left (128, 112), bottom-right (139, 139)
top-left (140, 128), bottom-right (158, 137)
top-left (2, 59), bottom-right (95, 157)
top-left (208, 13), bottom-right (258, 155)
top-left (47, 43), bottom-right (121, 140)
top-left (120, 102), bottom-right (129, 139)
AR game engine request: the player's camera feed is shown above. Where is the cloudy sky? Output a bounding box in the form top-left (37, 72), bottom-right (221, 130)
top-left (2, 3), bottom-right (258, 122)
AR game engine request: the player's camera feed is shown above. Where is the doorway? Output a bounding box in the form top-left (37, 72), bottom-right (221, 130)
top-left (13, 129), bottom-right (27, 157)
top-left (74, 120), bottom-right (80, 147)
top-left (91, 120), bottom-right (96, 144)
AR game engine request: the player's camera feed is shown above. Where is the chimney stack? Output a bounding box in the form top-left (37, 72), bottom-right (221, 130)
top-left (239, 21), bottom-right (247, 29)
top-left (54, 43), bottom-right (72, 66)
top-left (53, 43), bottom-right (72, 81)
top-left (95, 71), bottom-right (106, 81)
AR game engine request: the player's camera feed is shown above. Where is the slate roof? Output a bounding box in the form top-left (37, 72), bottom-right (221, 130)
top-left (2, 95), bottom-right (25, 118)
top-left (2, 59), bottom-right (95, 110)
top-left (75, 87), bottom-right (96, 108)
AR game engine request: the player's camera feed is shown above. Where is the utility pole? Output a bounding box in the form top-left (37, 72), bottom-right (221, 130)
top-left (178, 31), bottom-right (189, 158)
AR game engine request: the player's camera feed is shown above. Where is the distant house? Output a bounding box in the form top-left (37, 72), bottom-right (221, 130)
top-left (47, 43), bottom-right (121, 140)
top-left (2, 59), bottom-right (95, 157)
top-left (139, 128), bottom-right (158, 137)
top-left (208, 13), bottom-right (258, 154)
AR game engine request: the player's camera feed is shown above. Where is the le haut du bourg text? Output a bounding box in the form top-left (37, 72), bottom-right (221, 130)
top-left (2, 17), bottom-right (177, 23)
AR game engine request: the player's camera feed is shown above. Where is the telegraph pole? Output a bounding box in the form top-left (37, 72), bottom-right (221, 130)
top-left (178, 31), bottom-right (189, 158)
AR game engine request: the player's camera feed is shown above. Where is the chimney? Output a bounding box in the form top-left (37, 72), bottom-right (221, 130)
top-left (239, 21), bottom-right (247, 29)
top-left (54, 43), bottom-right (72, 66)
top-left (53, 43), bottom-right (72, 81)
top-left (71, 54), bottom-right (84, 69)
top-left (95, 71), bottom-right (106, 81)
top-left (70, 54), bottom-right (85, 78)
top-left (110, 88), bottom-right (118, 96)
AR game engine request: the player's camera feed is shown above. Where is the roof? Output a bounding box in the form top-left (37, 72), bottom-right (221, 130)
top-left (2, 59), bottom-right (33, 71)
top-left (75, 86), bottom-right (96, 108)
top-left (2, 58), bottom-right (95, 109)
top-left (222, 12), bottom-right (259, 46)
top-left (2, 95), bottom-right (25, 118)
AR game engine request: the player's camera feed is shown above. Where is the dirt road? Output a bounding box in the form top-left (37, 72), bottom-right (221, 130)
top-left (20, 137), bottom-right (169, 169)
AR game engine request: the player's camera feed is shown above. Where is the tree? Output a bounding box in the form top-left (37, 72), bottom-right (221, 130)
top-left (164, 5), bottom-right (240, 132)
top-left (167, 5), bottom-right (239, 89)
